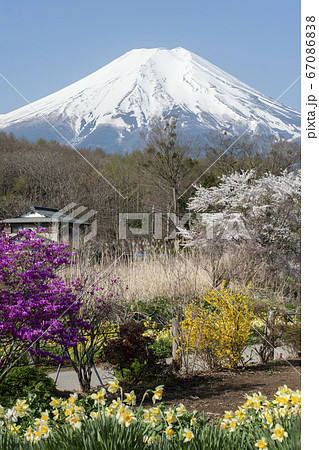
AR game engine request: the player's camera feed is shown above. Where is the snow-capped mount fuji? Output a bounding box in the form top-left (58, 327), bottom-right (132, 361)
top-left (0, 47), bottom-right (300, 152)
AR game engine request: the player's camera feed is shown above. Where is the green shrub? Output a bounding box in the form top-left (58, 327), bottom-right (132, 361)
top-left (0, 366), bottom-right (56, 408)
top-left (149, 336), bottom-right (172, 358)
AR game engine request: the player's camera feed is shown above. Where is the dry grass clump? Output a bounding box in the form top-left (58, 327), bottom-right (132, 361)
top-left (61, 241), bottom-right (298, 308)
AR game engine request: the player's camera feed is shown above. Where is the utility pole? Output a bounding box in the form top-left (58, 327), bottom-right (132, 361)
top-left (151, 205), bottom-right (155, 246)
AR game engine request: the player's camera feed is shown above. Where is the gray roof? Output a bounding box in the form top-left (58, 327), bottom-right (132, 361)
top-left (1, 206), bottom-right (90, 225)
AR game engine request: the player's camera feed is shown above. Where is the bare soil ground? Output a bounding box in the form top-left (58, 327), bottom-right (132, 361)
top-left (161, 359), bottom-right (301, 421)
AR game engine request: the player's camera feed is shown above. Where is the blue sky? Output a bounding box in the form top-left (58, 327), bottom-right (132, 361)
top-left (0, 0), bottom-right (300, 114)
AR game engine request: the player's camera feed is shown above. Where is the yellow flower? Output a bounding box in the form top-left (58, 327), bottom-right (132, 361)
top-left (150, 414), bottom-right (160, 428)
top-left (228, 420), bottom-right (237, 432)
top-left (14, 399), bottom-right (30, 417)
top-left (253, 400), bottom-right (261, 411)
top-left (164, 426), bottom-right (174, 439)
top-left (143, 409), bottom-right (152, 423)
top-left (255, 437), bottom-right (268, 448)
top-left (290, 390), bottom-right (301, 405)
top-left (90, 411), bottom-right (99, 420)
top-left (33, 430), bottom-right (42, 443)
top-left (68, 393), bottom-right (78, 404)
top-left (274, 393), bottom-right (290, 406)
top-left (91, 388), bottom-right (106, 405)
top-left (190, 417), bottom-right (197, 426)
top-left (8, 424), bottom-right (21, 434)
top-left (110, 397), bottom-right (121, 409)
top-left (39, 424), bottom-right (50, 437)
top-left (176, 404), bottom-right (187, 417)
top-left (152, 385), bottom-right (164, 404)
top-left (64, 407), bottom-right (74, 417)
top-left (143, 436), bottom-right (157, 445)
top-left (105, 407), bottom-right (114, 417)
top-left (107, 377), bottom-right (120, 393)
top-left (41, 412), bottom-right (49, 422)
top-left (150, 407), bottom-right (160, 417)
top-left (165, 408), bottom-right (175, 424)
top-left (116, 404), bottom-right (127, 416)
top-left (277, 385), bottom-right (290, 394)
top-left (118, 409), bottom-right (137, 427)
top-left (49, 397), bottom-right (61, 408)
top-left (183, 428), bottom-right (194, 442)
top-left (68, 414), bottom-right (82, 429)
top-left (265, 414), bottom-right (273, 427)
top-left (124, 391), bottom-right (136, 406)
top-left (235, 408), bottom-right (245, 421)
top-left (25, 427), bottom-right (34, 442)
top-left (224, 411), bottom-right (233, 420)
top-left (271, 424), bottom-right (288, 442)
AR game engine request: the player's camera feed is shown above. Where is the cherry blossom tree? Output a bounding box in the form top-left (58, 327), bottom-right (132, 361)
top-left (184, 169), bottom-right (300, 251)
top-left (179, 170), bottom-right (301, 285)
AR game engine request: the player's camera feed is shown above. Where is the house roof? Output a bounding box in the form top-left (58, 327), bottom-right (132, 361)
top-left (0, 206), bottom-right (90, 225)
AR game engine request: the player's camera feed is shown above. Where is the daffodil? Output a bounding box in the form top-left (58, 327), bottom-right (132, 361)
top-left (40, 411), bottom-right (50, 422)
top-left (150, 414), bottom-right (160, 428)
top-left (165, 408), bottom-right (175, 424)
top-left (143, 435), bottom-right (157, 445)
top-left (104, 407), bottom-right (114, 417)
top-left (91, 388), bottom-right (106, 406)
top-left (49, 397), bottom-right (61, 408)
top-left (52, 409), bottom-right (59, 421)
top-left (14, 399), bottom-right (30, 417)
top-left (290, 390), bottom-right (301, 405)
top-left (235, 408), bottom-right (245, 421)
top-left (124, 390), bottom-right (136, 406)
top-left (143, 409), bottom-right (152, 423)
top-left (264, 414), bottom-right (273, 427)
top-left (228, 419), bottom-right (237, 432)
top-left (5, 408), bottom-right (18, 422)
top-left (107, 377), bottom-right (120, 393)
top-left (224, 410), bottom-right (233, 420)
top-left (190, 417), bottom-right (197, 426)
top-left (183, 428), bottom-right (194, 442)
top-left (255, 437), bottom-right (268, 448)
top-left (176, 404), bottom-right (187, 417)
top-left (39, 423), bottom-right (50, 438)
top-left (118, 409), bottom-right (137, 427)
top-left (68, 393), bottom-right (78, 404)
top-left (25, 427), bottom-right (34, 442)
top-left (33, 430), bottom-right (42, 443)
top-left (152, 385), bottom-right (164, 404)
top-left (68, 414), bottom-right (82, 429)
top-left (150, 406), bottom-right (161, 417)
top-left (64, 407), bottom-right (74, 418)
top-left (274, 392), bottom-right (290, 406)
top-left (271, 424), bottom-right (288, 442)
top-left (277, 385), bottom-right (290, 394)
top-left (164, 426), bottom-right (174, 439)
top-left (110, 397), bottom-right (121, 409)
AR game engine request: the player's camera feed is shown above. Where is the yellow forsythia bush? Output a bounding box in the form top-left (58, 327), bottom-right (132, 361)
top-left (180, 282), bottom-right (255, 369)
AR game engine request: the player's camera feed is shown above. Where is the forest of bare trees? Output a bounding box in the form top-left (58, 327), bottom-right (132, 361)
top-left (0, 123), bottom-right (300, 247)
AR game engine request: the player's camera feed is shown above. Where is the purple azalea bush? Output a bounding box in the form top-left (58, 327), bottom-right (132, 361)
top-left (0, 230), bottom-right (88, 382)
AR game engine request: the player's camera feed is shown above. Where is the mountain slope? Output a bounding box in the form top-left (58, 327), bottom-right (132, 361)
top-left (0, 47), bottom-right (301, 152)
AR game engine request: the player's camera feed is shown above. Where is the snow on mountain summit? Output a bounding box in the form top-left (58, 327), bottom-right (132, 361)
top-left (0, 47), bottom-right (300, 151)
